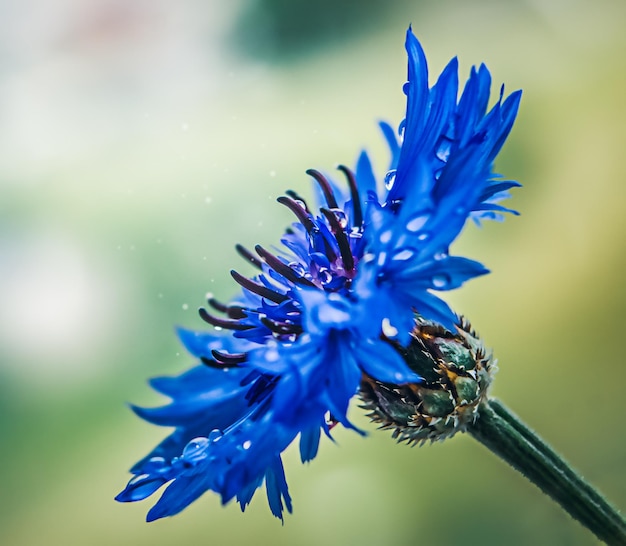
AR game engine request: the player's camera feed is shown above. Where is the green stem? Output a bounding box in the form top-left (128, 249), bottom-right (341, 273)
top-left (469, 399), bottom-right (626, 545)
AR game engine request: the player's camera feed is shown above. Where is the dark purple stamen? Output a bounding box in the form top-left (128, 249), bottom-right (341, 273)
top-left (277, 196), bottom-right (316, 233)
top-left (230, 270), bottom-right (289, 304)
top-left (306, 169), bottom-right (339, 209)
top-left (320, 208), bottom-right (355, 272)
top-left (260, 316), bottom-right (303, 336)
top-left (235, 244), bottom-right (263, 270)
top-left (337, 164), bottom-right (363, 228)
top-left (199, 307), bottom-right (254, 331)
top-left (255, 245), bottom-right (316, 287)
top-left (200, 356), bottom-right (238, 369)
top-left (211, 349), bottom-right (248, 365)
top-left (207, 297), bottom-right (246, 319)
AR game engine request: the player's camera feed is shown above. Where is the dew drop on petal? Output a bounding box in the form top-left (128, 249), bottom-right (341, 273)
top-left (349, 227), bottom-right (362, 239)
top-left (289, 262), bottom-right (306, 276)
top-left (417, 232), bottom-right (430, 242)
top-left (183, 437), bottom-right (210, 460)
top-left (266, 348), bottom-right (280, 362)
top-left (402, 81), bottom-right (410, 95)
top-left (329, 208), bottom-right (348, 229)
top-left (392, 248), bottom-right (414, 261)
top-left (381, 317), bottom-right (398, 338)
top-left (406, 214), bottom-right (429, 233)
top-left (436, 138), bottom-right (452, 162)
top-left (384, 170), bottom-right (397, 190)
top-left (208, 429), bottom-right (223, 442)
top-left (433, 248), bottom-right (448, 261)
top-left (379, 230), bottom-right (393, 244)
top-left (294, 199), bottom-right (307, 210)
top-left (318, 268), bottom-right (333, 285)
top-left (242, 440), bottom-right (252, 450)
top-left (432, 274), bottom-right (450, 289)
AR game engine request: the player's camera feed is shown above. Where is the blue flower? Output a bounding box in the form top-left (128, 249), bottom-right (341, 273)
top-left (117, 27), bottom-right (521, 521)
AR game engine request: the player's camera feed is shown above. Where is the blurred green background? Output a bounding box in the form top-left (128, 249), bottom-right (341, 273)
top-left (1, 1), bottom-right (625, 545)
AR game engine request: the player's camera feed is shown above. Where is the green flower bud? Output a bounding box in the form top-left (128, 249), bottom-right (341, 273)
top-left (360, 317), bottom-right (495, 444)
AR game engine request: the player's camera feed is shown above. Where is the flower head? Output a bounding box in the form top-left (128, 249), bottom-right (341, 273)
top-left (117, 27), bottom-right (521, 521)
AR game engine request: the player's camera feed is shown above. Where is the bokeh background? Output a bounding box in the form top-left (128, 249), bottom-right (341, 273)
top-left (1, 1), bottom-right (625, 545)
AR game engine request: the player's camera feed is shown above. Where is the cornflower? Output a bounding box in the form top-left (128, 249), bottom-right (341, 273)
top-left (117, 28), bottom-right (626, 544)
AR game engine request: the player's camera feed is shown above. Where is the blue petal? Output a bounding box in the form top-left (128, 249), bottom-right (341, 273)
top-left (378, 121), bottom-right (401, 170)
top-left (299, 426), bottom-right (322, 463)
top-left (265, 458), bottom-right (292, 520)
top-left (354, 338), bottom-right (422, 384)
top-left (356, 150), bottom-right (378, 196)
top-left (116, 474), bottom-right (171, 503)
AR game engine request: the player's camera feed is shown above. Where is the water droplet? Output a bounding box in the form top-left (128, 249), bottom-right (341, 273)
top-left (402, 81), bottom-right (410, 96)
top-left (266, 349), bottom-right (280, 362)
top-left (289, 262), bottom-right (306, 276)
top-left (379, 230), bottom-right (393, 244)
top-left (432, 274), bottom-right (449, 289)
top-left (294, 199), bottom-right (307, 210)
top-left (381, 318), bottom-right (398, 338)
top-left (242, 440), bottom-right (252, 450)
top-left (329, 208), bottom-right (348, 229)
top-left (433, 249), bottom-right (448, 261)
top-left (144, 457), bottom-right (167, 472)
top-left (208, 429), bottom-right (223, 442)
top-left (393, 248), bottom-right (414, 261)
top-left (384, 170), bottom-right (397, 191)
top-left (349, 227), bottom-right (362, 239)
top-left (318, 268), bottom-right (333, 285)
top-left (183, 437), bottom-right (209, 460)
top-left (436, 143), bottom-right (451, 163)
top-left (362, 252), bottom-right (375, 263)
top-left (417, 232), bottom-right (430, 242)
top-left (406, 214), bottom-right (429, 233)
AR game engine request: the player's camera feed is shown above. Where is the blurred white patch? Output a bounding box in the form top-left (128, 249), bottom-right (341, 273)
top-left (0, 230), bottom-right (121, 388)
